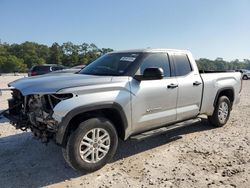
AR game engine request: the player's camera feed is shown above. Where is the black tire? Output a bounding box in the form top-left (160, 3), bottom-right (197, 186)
top-left (243, 75), bottom-right (248, 80)
top-left (63, 117), bottom-right (118, 172)
top-left (208, 96), bottom-right (231, 127)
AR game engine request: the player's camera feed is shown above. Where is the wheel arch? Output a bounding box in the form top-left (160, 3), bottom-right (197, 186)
top-left (56, 102), bottom-right (128, 147)
top-left (213, 87), bottom-right (234, 108)
top-left (243, 74), bottom-right (248, 80)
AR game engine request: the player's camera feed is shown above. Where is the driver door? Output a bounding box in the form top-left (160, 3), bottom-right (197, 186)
top-left (130, 53), bottom-right (178, 134)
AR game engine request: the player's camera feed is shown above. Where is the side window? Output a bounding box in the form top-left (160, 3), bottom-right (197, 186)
top-left (138, 53), bottom-right (171, 77)
top-left (35, 66), bottom-right (50, 71)
top-left (174, 54), bottom-right (192, 76)
top-left (52, 66), bottom-right (63, 71)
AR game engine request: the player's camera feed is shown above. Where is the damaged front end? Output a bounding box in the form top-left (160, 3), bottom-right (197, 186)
top-left (2, 89), bottom-right (72, 143)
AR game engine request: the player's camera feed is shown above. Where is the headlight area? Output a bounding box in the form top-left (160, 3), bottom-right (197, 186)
top-left (5, 90), bottom-right (73, 143)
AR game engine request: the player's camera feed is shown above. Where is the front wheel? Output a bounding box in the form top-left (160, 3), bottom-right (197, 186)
top-left (63, 117), bottom-right (118, 172)
top-left (208, 96), bottom-right (231, 127)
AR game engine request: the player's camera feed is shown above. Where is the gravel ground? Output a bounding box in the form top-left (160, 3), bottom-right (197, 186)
top-left (0, 76), bottom-right (249, 188)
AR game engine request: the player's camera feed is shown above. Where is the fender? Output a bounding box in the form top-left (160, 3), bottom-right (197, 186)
top-left (213, 87), bottom-right (234, 107)
top-left (55, 102), bottom-right (128, 146)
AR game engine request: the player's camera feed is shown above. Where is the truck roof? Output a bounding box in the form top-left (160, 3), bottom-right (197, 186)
top-left (110, 48), bottom-right (190, 54)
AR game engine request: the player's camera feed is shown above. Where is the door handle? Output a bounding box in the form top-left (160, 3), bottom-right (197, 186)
top-left (193, 81), bottom-right (202, 86)
top-left (167, 84), bottom-right (178, 89)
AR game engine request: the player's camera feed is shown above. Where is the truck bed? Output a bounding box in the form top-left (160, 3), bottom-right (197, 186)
top-left (199, 72), bottom-right (241, 116)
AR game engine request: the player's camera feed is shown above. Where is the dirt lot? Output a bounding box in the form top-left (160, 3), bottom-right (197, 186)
top-left (0, 76), bottom-right (249, 188)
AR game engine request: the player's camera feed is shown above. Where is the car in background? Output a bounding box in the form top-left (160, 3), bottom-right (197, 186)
top-left (28, 64), bottom-right (66, 77)
top-left (236, 69), bottom-right (250, 80)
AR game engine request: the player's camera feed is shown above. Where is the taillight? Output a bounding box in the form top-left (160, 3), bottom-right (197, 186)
top-left (31, 71), bottom-right (37, 76)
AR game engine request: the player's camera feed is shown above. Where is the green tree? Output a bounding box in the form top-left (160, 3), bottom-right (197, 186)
top-left (100, 48), bottom-right (113, 55)
top-left (0, 55), bottom-right (27, 73)
top-left (61, 42), bottom-right (80, 66)
top-left (49, 43), bottom-right (63, 64)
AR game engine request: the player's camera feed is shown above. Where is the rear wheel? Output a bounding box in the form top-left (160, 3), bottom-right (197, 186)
top-left (243, 75), bottom-right (248, 80)
top-left (208, 96), bottom-right (231, 127)
top-left (63, 117), bottom-right (118, 172)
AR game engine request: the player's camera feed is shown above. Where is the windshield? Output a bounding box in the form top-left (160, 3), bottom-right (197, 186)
top-left (79, 53), bottom-right (140, 76)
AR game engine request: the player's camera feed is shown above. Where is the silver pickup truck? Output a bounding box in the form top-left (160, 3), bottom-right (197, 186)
top-left (1, 49), bottom-right (242, 172)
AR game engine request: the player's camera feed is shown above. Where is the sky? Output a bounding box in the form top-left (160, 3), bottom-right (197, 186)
top-left (0, 0), bottom-right (249, 60)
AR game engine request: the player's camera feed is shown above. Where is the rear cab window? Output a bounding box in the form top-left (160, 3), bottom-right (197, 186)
top-left (173, 54), bottom-right (192, 76)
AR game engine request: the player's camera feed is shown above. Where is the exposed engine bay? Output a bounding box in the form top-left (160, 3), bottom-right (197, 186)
top-left (4, 89), bottom-right (72, 143)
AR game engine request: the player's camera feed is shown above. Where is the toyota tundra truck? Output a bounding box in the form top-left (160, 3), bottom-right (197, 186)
top-left (1, 49), bottom-right (242, 172)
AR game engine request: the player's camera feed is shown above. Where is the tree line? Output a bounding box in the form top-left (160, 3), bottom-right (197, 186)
top-left (196, 58), bottom-right (250, 71)
top-left (0, 41), bottom-right (249, 73)
top-left (0, 41), bottom-right (113, 73)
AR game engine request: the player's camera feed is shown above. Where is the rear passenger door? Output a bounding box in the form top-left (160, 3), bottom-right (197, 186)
top-left (171, 52), bottom-right (203, 121)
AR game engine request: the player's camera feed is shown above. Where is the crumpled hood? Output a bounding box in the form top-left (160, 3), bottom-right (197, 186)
top-left (9, 73), bottom-right (113, 96)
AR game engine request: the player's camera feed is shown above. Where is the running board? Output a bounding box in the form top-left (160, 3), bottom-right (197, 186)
top-left (130, 118), bottom-right (202, 141)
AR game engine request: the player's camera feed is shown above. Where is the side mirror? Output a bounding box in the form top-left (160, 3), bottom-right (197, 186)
top-left (134, 67), bottom-right (164, 81)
